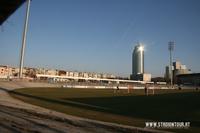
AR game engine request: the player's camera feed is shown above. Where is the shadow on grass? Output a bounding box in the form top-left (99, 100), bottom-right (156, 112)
top-left (64, 92), bottom-right (200, 122)
top-left (8, 89), bottom-right (112, 112)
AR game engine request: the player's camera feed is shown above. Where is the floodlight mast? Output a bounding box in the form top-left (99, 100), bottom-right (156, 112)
top-left (168, 41), bottom-right (175, 88)
top-left (19, 0), bottom-right (31, 78)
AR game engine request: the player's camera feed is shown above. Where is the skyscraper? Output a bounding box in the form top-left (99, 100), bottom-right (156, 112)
top-left (131, 42), bottom-right (151, 82)
top-left (132, 43), bottom-right (144, 76)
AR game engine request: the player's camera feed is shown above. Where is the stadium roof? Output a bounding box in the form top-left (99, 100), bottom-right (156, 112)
top-left (177, 73), bottom-right (200, 77)
top-left (0, 0), bottom-right (26, 25)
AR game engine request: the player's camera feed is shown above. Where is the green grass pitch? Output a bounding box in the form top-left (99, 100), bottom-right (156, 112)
top-left (10, 88), bottom-right (200, 133)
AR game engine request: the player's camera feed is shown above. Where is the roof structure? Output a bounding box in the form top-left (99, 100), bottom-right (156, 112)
top-left (0, 0), bottom-right (25, 25)
top-left (177, 73), bottom-right (200, 77)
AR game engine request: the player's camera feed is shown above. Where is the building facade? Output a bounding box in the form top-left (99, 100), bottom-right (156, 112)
top-left (131, 43), bottom-right (151, 82)
top-left (177, 73), bottom-right (200, 86)
top-left (132, 43), bottom-right (144, 76)
top-left (165, 61), bottom-right (191, 84)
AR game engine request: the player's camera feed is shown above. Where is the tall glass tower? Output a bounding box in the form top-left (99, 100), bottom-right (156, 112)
top-left (132, 43), bottom-right (144, 76)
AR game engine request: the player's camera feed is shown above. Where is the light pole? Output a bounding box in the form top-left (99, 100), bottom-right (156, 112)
top-left (19, 0), bottom-right (31, 78)
top-left (168, 41), bottom-right (175, 88)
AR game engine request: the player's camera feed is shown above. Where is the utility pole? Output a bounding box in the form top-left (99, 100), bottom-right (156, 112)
top-left (168, 41), bottom-right (175, 89)
top-left (19, 0), bottom-right (31, 78)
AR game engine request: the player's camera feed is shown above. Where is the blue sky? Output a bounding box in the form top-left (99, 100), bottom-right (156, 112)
top-left (0, 0), bottom-right (200, 77)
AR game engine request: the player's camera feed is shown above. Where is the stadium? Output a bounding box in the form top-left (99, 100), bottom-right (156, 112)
top-left (0, 1), bottom-right (200, 133)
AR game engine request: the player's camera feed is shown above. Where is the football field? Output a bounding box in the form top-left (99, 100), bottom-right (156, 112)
top-left (10, 88), bottom-right (200, 133)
